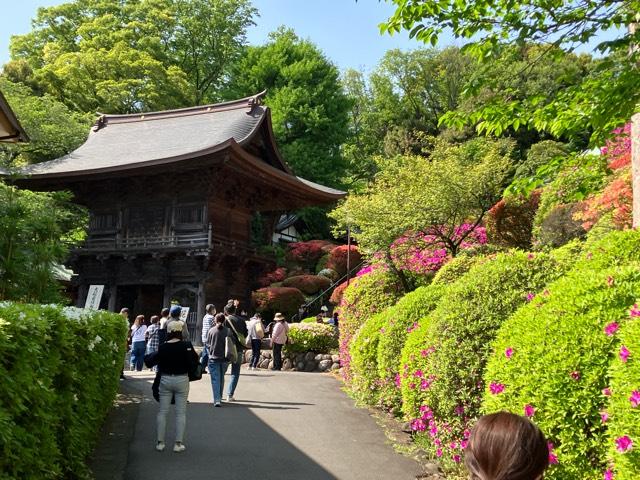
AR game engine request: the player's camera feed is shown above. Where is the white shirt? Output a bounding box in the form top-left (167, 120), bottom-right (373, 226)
top-left (131, 324), bottom-right (147, 343)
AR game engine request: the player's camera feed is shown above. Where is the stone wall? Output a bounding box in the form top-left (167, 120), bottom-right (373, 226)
top-left (242, 349), bottom-right (340, 372)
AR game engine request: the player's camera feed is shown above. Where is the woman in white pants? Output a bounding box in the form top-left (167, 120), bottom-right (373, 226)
top-left (150, 320), bottom-right (198, 452)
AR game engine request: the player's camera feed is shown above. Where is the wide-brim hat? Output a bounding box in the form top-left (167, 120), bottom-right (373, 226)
top-left (274, 312), bottom-right (285, 321)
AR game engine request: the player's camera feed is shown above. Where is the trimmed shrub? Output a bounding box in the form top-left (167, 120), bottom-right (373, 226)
top-left (0, 303), bottom-right (126, 479)
top-left (486, 190), bottom-right (541, 249)
top-left (317, 268), bottom-right (339, 282)
top-left (329, 280), bottom-right (348, 305)
top-left (536, 202), bottom-right (586, 248)
top-left (252, 287), bottom-right (305, 319)
top-left (315, 253), bottom-right (330, 273)
top-left (282, 275), bottom-right (331, 295)
top-left (337, 269), bottom-right (402, 382)
top-left (286, 240), bottom-right (330, 269)
top-left (432, 254), bottom-right (487, 286)
top-left (257, 267), bottom-right (287, 288)
top-left (400, 250), bottom-right (571, 471)
top-left (483, 265), bottom-right (640, 480)
top-left (349, 313), bottom-right (387, 405)
top-left (326, 245), bottom-right (362, 276)
top-left (608, 310), bottom-right (640, 479)
top-left (285, 323), bottom-right (338, 354)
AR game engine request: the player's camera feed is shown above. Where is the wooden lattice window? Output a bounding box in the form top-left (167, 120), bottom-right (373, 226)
top-left (90, 212), bottom-right (117, 231)
top-left (175, 204), bottom-right (205, 227)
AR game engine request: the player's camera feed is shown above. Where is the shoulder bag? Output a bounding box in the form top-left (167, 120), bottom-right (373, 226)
top-left (185, 341), bottom-right (202, 381)
top-left (226, 317), bottom-right (247, 349)
top-left (225, 334), bottom-right (238, 363)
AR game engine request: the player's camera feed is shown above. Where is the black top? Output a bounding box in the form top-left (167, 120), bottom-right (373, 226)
top-left (226, 314), bottom-right (248, 350)
top-left (155, 340), bottom-right (198, 375)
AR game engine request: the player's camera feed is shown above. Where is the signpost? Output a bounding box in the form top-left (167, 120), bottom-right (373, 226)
top-left (84, 285), bottom-right (104, 310)
top-left (179, 306), bottom-right (190, 322)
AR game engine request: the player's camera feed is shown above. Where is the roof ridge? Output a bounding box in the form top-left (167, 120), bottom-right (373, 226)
top-left (92, 91), bottom-right (267, 130)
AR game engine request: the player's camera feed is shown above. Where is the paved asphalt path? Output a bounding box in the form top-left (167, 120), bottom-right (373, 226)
top-left (123, 367), bottom-right (421, 480)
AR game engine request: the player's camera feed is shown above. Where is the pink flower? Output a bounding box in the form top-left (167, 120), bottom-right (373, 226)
top-left (543, 289), bottom-right (550, 296)
top-left (414, 369), bottom-right (424, 378)
top-left (411, 418), bottom-right (426, 432)
top-left (607, 276), bottom-right (615, 287)
top-left (452, 454), bottom-right (461, 463)
top-left (605, 322), bottom-right (620, 336)
top-left (429, 425), bottom-right (438, 437)
top-left (420, 378), bottom-right (432, 390)
top-left (489, 382), bottom-right (505, 395)
top-left (454, 405), bottom-right (465, 416)
top-left (604, 468), bottom-right (614, 480)
top-left (524, 404), bottom-right (535, 417)
top-left (629, 390), bottom-right (640, 407)
top-left (436, 448), bottom-right (443, 457)
top-left (409, 382), bottom-right (416, 390)
top-left (527, 253), bottom-right (535, 260)
top-left (603, 387), bottom-right (612, 397)
top-left (394, 373), bottom-right (401, 388)
top-left (570, 370), bottom-right (581, 381)
top-left (547, 442), bottom-right (558, 464)
top-left (620, 345), bottom-right (631, 363)
top-left (460, 440), bottom-right (468, 449)
top-left (505, 347), bottom-right (514, 359)
top-left (601, 411), bottom-right (609, 423)
top-left (616, 435), bottom-right (633, 452)
top-left (463, 429), bottom-right (471, 439)
top-left (449, 441), bottom-right (458, 450)
top-left (379, 328), bottom-right (386, 333)
top-left (630, 304), bottom-right (640, 318)
top-left (526, 292), bottom-right (536, 302)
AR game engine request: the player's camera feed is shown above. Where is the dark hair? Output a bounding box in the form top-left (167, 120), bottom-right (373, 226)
top-left (150, 315), bottom-right (159, 324)
top-left (215, 313), bottom-right (226, 330)
top-left (167, 329), bottom-right (183, 341)
top-left (224, 303), bottom-right (236, 315)
top-left (134, 314), bottom-right (144, 324)
top-left (161, 307), bottom-right (170, 317)
top-left (206, 304), bottom-right (216, 314)
top-left (465, 412), bottom-right (549, 480)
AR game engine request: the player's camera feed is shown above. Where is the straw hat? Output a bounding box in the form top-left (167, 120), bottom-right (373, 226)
top-left (274, 313), bottom-right (285, 321)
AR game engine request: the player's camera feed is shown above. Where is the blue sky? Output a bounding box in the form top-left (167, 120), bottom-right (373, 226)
top-left (1, 0), bottom-right (433, 72)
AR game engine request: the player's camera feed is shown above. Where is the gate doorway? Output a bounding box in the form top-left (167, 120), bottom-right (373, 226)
top-left (116, 285), bottom-right (164, 321)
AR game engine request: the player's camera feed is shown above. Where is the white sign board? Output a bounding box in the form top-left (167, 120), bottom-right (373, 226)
top-left (179, 306), bottom-right (190, 322)
top-left (84, 285), bottom-right (104, 310)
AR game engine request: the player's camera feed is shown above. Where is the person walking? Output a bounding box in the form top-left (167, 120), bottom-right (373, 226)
top-left (206, 313), bottom-right (230, 407)
top-left (199, 304), bottom-right (216, 372)
top-left (247, 313), bottom-right (265, 370)
top-left (148, 320), bottom-right (198, 453)
top-left (166, 305), bottom-right (190, 342)
top-left (145, 315), bottom-right (161, 371)
top-left (465, 412), bottom-right (549, 480)
top-left (270, 313), bottom-right (289, 371)
top-left (129, 315), bottom-right (147, 371)
top-left (224, 301), bottom-right (248, 401)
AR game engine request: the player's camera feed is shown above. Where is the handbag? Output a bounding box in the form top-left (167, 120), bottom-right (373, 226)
top-left (226, 317), bottom-right (247, 349)
top-left (244, 335), bottom-right (252, 349)
top-left (225, 335), bottom-right (238, 363)
top-left (188, 364), bottom-right (203, 382)
top-left (255, 321), bottom-right (265, 339)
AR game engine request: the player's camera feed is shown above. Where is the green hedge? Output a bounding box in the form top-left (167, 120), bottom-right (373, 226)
top-left (337, 269), bottom-right (403, 383)
top-left (400, 250), bottom-right (570, 471)
top-left (349, 312), bottom-right (386, 405)
top-left (608, 310), bottom-right (640, 479)
top-left (0, 303), bottom-right (127, 479)
top-left (285, 322), bottom-right (338, 354)
top-left (431, 254), bottom-right (486, 285)
top-left (483, 265), bottom-right (640, 480)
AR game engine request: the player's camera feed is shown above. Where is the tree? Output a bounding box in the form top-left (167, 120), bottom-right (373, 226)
top-left (7, 0), bottom-right (257, 113)
top-left (330, 137), bottom-right (513, 291)
top-left (0, 77), bottom-right (90, 165)
top-left (0, 180), bottom-right (87, 303)
top-left (226, 28), bottom-right (351, 187)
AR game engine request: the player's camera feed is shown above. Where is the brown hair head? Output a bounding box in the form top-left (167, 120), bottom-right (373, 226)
top-left (465, 412), bottom-right (549, 480)
top-left (215, 312), bottom-right (226, 330)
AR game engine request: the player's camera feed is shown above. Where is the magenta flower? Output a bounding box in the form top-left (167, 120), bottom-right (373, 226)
top-left (616, 435), bottom-right (633, 453)
top-left (629, 390), bottom-right (640, 407)
top-left (420, 378), bottom-right (432, 390)
top-left (463, 429), bottom-right (471, 439)
top-left (601, 411), bottom-right (609, 423)
top-left (547, 442), bottom-right (559, 464)
top-left (429, 425), bottom-right (438, 437)
top-left (460, 440), bottom-right (468, 449)
top-left (524, 404), bottom-right (535, 417)
top-left (570, 370), bottom-right (581, 381)
top-left (604, 468), bottom-right (614, 480)
top-left (603, 387), bottom-right (612, 397)
top-left (505, 347), bottom-right (514, 359)
top-left (452, 454), bottom-right (461, 463)
top-left (454, 405), bottom-right (465, 416)
top-left (605, 322), bottom-right (620, 336)
top-left (409, 382), bottom-right (416, 390)
top-left (630, 304), bottom-right (640, 318)
top-left (449, 441), bottom-right (457, 450)
top-left (414, 369), bottom-right (424, 378)
top-left (436, 448), bottom-right (443, 457)
top-left (527, 253), bottom-right (535, 260)
top-left (620, 345), bottom-right (631, 363)
top-left (525, 292), bottom-right (536, 302)
top-left (489, 382), bottom-right (505, 395)
top-left (379, 327), bottom-right (385, 333)
top-left (394, 373), bottom-right (401, 388)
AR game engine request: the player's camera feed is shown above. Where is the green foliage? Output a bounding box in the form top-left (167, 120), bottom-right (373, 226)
top-left (483, 265), bottom-right (640, 480)
top-left (285, 322), bottom-right (338, 354)
top-left (431, 254), bottom-right (487, 285)
top-left (512, 140), bottom-right (571, 187)
top-left (400, 250), bottom-right (570, 471)
top-left (8, 0), bottom-right (257, 112)
top-left (0, 181), bottom-right (88, 303)
top-left (337, 269), bottom-right (403, 382)
top-left (0, 303), bottom-right (127, 479)
top-left (227, 27), bottom-right (351, 186)
top-left (382, 1), bottom-right (636, 144)
top-left (349, 313), bottom-right (386, 404)
top-left (0, 77), bottom-right (90, 165)
top-left (330, 137), bottom-right (513, 267)
top-left (608, 314), bottom-right (640, 479)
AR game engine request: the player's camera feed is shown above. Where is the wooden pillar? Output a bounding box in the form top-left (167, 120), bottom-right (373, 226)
top-left (632, 112), bottom-right (640, 228)
top-left (195, 279), bottom-right (205, 346)
top-left (108, 284), bottom-right (117, 312)
top-left (77, 284), bottom-right (88, 308)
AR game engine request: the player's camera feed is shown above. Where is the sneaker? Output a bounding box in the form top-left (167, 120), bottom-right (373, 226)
top-left (214, 402), bottom-right (221, 407)
top-left (155, 441), bottom-right (165, 452)
top-left (225, 396), bottom-right (235, 402)
top-left (173, 442), bottom-right (186, 453)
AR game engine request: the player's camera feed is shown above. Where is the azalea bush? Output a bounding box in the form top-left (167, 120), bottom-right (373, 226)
top-left (486, 190), bottom-right (541, 249)
top-left (252, 286), bottom-right (305, 320)
top-left (400, 250), bottom-right (571, 471)
top-left (257, 267), bottom-right (287, 288)
top-left (607, 309), bottom-right (640, 479)
top-left (0, 303), bottom-right (126, 479)
top-left (337, 269), bottom-right (403, 382)
top-left (329, 280), bottom-right (349, 305)
top-left (577, 168), bottom-right (632, 232)
top-left (285, 240), bottom-right (329, 269)
top-left (282, 275), bottom-right (331, 295)
top-left (483, 265), bottom-right (640, 480)
top-left (285, 322), bottom-right (338, 354)
top-left (326, 245), bottom-right (362, 276)
top-left (431, 252), bottom-right (488, 286)
top-left (349, 312), bottom-right (387, 405)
